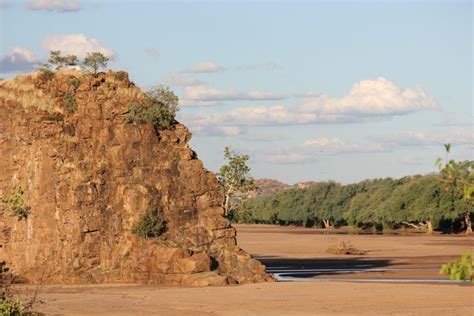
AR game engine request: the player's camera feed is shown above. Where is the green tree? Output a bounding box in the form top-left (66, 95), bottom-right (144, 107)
top-left (81, 52), bottom-right (109, 75)
top-left (436, 144), bottom-right (473, 234)
top-left (48, 50), bottom-right (78, 69)
top-left (395, 176), bottom-right (456, 234)
top-left (217, 147), bottom-right (255, 216)
top-left (126, 85), bottom-right (179, 131)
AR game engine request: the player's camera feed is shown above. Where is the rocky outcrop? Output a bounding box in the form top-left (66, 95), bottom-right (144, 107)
top-left (247, 179), bottom-right (291, 198)
top-left (0, 70), bottom-right (272, 285)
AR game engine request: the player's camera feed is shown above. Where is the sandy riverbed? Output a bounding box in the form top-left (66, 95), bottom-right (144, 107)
top-left (20, 224), bottom-right (474, 315)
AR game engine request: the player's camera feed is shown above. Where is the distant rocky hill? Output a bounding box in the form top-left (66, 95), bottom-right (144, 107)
top-left (294, 181), bottom-right (319, 189)
top-left (246, 178), bottom-right (291, 198)
top-left (0, 70), bottom-right (271, 286)
top-left (244, 179), bottom-right (320, 199)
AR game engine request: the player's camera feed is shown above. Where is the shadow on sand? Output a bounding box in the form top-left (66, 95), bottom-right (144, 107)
top-left (256, 256), bottom-right (396, 278)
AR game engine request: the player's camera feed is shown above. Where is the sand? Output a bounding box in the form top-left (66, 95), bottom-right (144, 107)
top-left (19, 224), bottom-right (474, 315)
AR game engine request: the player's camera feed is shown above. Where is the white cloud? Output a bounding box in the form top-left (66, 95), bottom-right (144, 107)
top-left (180, 77), bottom-right (439, 132)
top-left (180, 61), bottom-right (225, 73)
top-left (179, 99), bottom-right (221, 107)
top-left (236, 62), bottom-right (280, 71)
top-left (299, 77), bottom-right (439, 116)
top-left (183, 85), bottom-right (287, 102)
top-left (0, 47), bottom-right (39, 73)
top-left (189, 124), bottom-right (241, 137)
top-left (42, 34), bottom-right (116, 59)
top-left (294, 91), bottom-right (323, 98)
top-left (183, 105), bottom-right (317, 128)
top-left (260, 129), bottom-right (473, 164)
top-left (166, 74), bottom-right (204, 87)
top-left (25, 0), bottom-right (80, 12)
top-left (371, 128), bottom-right (474, 147)
top-left (145, 48), bottom-right (159, 59)
top-left (268, 137), bottom-right (386, 164)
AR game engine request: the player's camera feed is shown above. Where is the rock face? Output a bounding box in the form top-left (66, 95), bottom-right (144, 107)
top-left (0, 70), bottom-right (272, 285)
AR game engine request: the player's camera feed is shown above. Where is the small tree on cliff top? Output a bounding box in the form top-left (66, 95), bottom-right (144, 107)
top-left (217, 147), bottom-right (255, 217)
top-left (81, 52), bottom-right (109, 75)
top-left (48, 50), bottom-right (78, 69)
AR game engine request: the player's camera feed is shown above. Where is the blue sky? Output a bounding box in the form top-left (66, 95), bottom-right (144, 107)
top-left (1, 0), bottom-right (472, 184)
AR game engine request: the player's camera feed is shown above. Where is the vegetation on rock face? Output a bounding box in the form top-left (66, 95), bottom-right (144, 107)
top-left (440, 252), bottom-right (474, 284)
top-left (0, 187), bottom-right (31, 221)
top-left (81, 52), bottom-right (109, 76)
top-left (68, 77), bottom-right (81, 90)
top-left (126, 85), bottom-right (179, 131)
top-left (217, 147), bottom-right (255, 217)
top-left (63, 93), bottom-right (77, 113)
top-left (37, 63), bottom-right (54, 82)
top-left (132, 206), bottom-right (166, 239)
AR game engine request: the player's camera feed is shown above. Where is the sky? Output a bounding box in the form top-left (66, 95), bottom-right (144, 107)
top-left (1, 0), bottom-right (472, 184)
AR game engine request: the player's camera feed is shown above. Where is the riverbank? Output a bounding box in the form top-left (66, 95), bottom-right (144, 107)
top-left (20, 224), bottom-right (474, 315)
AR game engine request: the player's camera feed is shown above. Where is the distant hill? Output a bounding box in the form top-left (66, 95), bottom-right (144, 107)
top-left (246, 178), bottom-right (291, 198)
top-left (244, 179), bottom-right (321, 199)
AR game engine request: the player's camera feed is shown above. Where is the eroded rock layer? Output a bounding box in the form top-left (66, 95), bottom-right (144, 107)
top-left (0, 70), bottom-right (272, 285)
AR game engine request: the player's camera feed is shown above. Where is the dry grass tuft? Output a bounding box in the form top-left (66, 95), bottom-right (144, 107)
top-left (326, 241), bottom-right (367, 255)
top-left (0, 72), bottom-right (60, 113)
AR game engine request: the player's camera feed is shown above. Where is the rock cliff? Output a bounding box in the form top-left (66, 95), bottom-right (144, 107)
top-left (0, 70), bottom-right (272, 285)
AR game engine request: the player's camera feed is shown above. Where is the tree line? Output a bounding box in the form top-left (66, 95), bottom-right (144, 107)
top-left (39, 50), bottom-right (110, 76)
top-left (232, 161), bottom-right (473, 233)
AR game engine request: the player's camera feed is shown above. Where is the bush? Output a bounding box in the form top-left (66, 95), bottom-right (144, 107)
top-left (1, 187), bottom-right (31, 221)
top-left (114, 72), bottom-right (127, 81)
top-left (126, 85), bottom-right (179, 131)
top-left (0, 256), bottom-right (22, 316)
top-left (326, 241), bottom-right (367, 255)
top-left (133, 206), bottom-right (166, 239)
top-left (63, 94), bottom-right (77, 113)
top-left (0, 299), bottom-right (23, 316)
top-left (37, 65), bottom-right (54, 82)
top-left (440, 252), bottom-right (474, 283)
top-left (68, 77), bottom-right (80, 90)
top-left (1, 259), bottom-right (9, 302)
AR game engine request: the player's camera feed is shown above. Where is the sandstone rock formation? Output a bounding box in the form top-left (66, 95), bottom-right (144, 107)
top-left (0, 70), bottom-right (272, 285)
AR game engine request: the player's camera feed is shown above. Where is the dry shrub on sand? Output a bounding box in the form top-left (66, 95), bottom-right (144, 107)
top-left (326, 241), bottom-right (367, 255)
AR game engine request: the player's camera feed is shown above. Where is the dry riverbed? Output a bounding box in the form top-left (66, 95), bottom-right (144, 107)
top-left (20, 224), bottom-right (474, 315)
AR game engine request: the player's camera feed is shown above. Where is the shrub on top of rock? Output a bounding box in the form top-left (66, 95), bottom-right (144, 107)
top-left (126, 85), bottom-right (179, 131)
